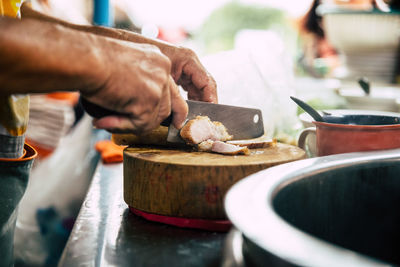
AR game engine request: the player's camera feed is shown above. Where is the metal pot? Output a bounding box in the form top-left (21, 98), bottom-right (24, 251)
top-left (225, 149), bottom-right (400, 266)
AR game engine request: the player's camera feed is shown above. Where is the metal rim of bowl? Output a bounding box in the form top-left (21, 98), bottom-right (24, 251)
top-left (299, 109), bottom-right (400, 128)
top-left (224, 149), bottom-right (400, 267)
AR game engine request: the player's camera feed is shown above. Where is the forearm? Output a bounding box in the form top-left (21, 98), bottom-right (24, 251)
top-left (19, 3), bottom-right (217, 104)
top-left (0, 17), bottom-right (106, 96)
top-left (20, 3), bottom-right (181, 60)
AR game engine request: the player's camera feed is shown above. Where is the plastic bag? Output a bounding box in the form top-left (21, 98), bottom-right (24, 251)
top-left (13, 115), bottom-right (98, 266)
top-left (201, 30), bottom-right (298, 142)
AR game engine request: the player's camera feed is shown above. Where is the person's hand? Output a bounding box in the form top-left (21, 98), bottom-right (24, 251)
top-left (167, 47), bottom-right (218, 103)
top-left (81, 39), bottom-right (188, 135)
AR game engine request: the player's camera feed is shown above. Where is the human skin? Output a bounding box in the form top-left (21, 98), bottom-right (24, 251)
top-left (19, 4), bottom-right (217, 104)
top-left (0, 5), bottom-right (218, 135)
top-left (0, 16), bottom-right (187, 134)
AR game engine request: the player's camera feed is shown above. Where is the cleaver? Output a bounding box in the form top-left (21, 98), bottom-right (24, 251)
top-left (166, 100), bottom-right (264, 143)
top-left (80, 98), bottom-right (264, 143)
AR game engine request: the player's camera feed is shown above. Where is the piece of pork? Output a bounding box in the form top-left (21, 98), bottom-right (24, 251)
top-left (197, 140), bottom-right (250, 155)
top-left (180, 116), bottom-right (233, 145)
top-left (197, 139), bottom-right (214, 151)
top-left (226, 136), bottom-right (277, 149)
top-left (211, 141), bottom-right (250, 155)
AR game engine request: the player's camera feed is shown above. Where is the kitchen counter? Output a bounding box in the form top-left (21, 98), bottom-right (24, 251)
top-left (58, 162), bottom-right (227, 267)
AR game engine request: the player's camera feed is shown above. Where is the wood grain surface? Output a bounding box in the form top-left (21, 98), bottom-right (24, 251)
top-left (124, 143), bottom-right (305, 219)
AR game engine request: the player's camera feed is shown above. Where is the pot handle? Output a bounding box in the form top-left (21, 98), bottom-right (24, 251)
top-left (298, 127), bottom-right (317, 157)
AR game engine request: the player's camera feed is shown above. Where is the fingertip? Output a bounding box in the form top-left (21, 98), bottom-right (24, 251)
top-left (173, 118), bottom-right (187, 130)
top-left (207, 77), bottom-right (218, 103)
top-left (173, 101), bottom-right (188, 130)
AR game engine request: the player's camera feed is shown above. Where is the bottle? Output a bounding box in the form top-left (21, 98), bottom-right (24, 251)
top-left (0, 0), bottom-right (30, 159)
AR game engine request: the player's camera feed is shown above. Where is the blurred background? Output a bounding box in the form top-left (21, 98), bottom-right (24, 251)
top-left (27, 0), bottom-right (400, 143)
top-left (14, 0), bottom-right (400, 266)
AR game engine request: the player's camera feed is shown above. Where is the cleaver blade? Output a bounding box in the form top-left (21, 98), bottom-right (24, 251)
top-left (167, 100), bottom-right (264, 144)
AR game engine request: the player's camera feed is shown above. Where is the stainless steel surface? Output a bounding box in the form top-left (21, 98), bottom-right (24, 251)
top-left (225, 148), bottom-right (400, 266)
top-left (167, 100), bottom-right (264, 143)
top-left (59, 162), bottom-right (226, 266)
top-left (221, 228), bottom-right (245, 267)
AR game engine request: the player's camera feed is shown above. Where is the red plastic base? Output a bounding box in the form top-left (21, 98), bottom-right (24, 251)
top-left (129, 206), bottom-right (232, 232)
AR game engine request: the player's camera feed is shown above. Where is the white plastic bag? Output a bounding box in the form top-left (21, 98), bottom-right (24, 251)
top-left (201, 30), bottom-right (298, 141)
top-left (14, 115), bottom-right (96, 265)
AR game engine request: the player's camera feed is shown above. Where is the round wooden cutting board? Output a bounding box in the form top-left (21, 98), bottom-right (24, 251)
top-left (124, 143), bottom-right (305, 220)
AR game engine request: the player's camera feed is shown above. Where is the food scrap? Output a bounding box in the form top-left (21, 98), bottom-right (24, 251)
top-left (200, 140), bottom-right (250, 155)
top-left (226, 136), bottom-right (277, 148)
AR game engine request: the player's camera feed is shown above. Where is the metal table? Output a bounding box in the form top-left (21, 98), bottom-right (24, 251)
top-left (59, 162), bottom-right (227, 267)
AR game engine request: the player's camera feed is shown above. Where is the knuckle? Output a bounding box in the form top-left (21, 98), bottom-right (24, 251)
top-left (181, 47), bottom-right (196, 58)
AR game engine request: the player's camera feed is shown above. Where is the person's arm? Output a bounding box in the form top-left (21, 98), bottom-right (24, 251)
top-left (0, 16), bottom-right (188, 134)
top-left (0, 16), bottom-right (104, 94)
top-left (20, 3), bottom-right (218, 103)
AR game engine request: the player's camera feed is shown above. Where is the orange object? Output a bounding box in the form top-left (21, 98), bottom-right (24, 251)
top-left (301, 120), bottom-right (400, 156)
top-left (0, 0), bottom-right (30, 136)
top-left (0, 143), bottom-right (37, 162)
top-left (0, 0), bottom-right (23, 17)
top-left (95, 140), bottom-right (127, 164)
top-left (46, 92), bottom-right (80, 106)
top-left (26, 138), bottom-right (54, 159)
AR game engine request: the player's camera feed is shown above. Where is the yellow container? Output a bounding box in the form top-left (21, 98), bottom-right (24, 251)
top-left (0, 0), bottom-right (29, 136)
top-left (0, 0), bottom-right (23, 17)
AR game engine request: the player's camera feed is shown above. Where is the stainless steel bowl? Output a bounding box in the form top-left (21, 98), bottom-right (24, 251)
top-left (225, 149), bottom-right (400, 266)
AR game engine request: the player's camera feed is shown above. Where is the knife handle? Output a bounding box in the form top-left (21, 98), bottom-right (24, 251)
top-left (80, 97), bottom-right (172, 127)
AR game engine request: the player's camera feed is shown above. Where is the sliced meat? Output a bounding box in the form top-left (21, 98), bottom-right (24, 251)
top-left (211, 141), bottom-right (250, 155)
top-left (180, 116), bottom-right (233, 145)
top-left (197, 139), bottom-right (214, 151)
top-left (226, 136), bottom-right (277, 149)
top-left (198, 140), bottom-right (249, 155)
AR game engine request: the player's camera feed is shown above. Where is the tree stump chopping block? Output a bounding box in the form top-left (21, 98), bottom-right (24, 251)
top-left (124, 143), bottom-right (305, 220)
